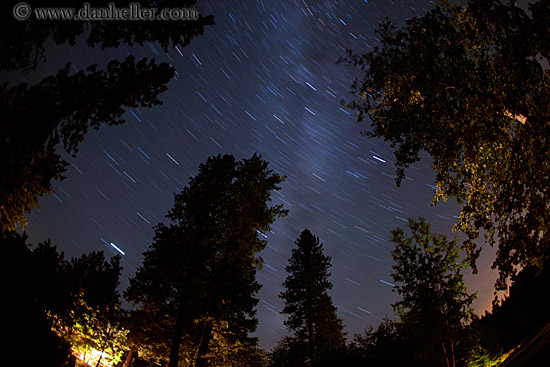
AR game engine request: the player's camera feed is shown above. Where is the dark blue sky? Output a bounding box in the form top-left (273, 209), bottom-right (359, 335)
top-left (21, 0), bottom-right (498, 350)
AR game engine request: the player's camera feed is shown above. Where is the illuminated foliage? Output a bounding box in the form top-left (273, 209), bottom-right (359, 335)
top-left (390, 218), bottom-right (476, 367)
top-left (3, 231), bottom-right (128, 366)
top-left (342, 0), bottom-right (550, 289)
top-left (50, 296), bottom-right (129, 367)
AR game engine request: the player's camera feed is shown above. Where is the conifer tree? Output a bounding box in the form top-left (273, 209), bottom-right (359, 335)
top-left (278, 229), bottom-right (345, 366)
top-left (125, 153), bottom-right (286, 367)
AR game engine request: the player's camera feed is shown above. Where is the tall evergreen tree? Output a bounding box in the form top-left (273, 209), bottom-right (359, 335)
top-left (278, 229), bottom-right (345, 366)
top-left (125, 153), bottom-right (287, 367)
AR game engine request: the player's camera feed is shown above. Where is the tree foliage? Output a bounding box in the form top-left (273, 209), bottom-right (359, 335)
top-left (0, 0), bottom-right (213, 233)
top-left (269, 336), bottom-right (309, 367)
top-left (2, 231), bottom-right (72, 366)
top-left (342, 0), bottom-right (550, 289)
top-left (125, 153), bottom-right (287, 367)
top-left (277, 229), bottom-right (345, 366)
top-left (44, 247), bottom-right (127, 367)
top-left (0, 0), bottom-right (214, 72)
top-left (2, 230), bottom-right (126, 366)
top-left (50, 295), bottom-right (129, 367)
top-left (346, 318), bottom-right (409, 367)
top-left (390, 218), bottom-right (476, 367)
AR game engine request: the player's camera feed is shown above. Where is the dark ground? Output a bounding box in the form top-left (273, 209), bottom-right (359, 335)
top-left (499, 321), bottom-right (550, 367)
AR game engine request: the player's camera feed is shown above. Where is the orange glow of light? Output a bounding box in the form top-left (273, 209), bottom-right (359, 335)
top-left (74, 347), bottom-right (115, 367)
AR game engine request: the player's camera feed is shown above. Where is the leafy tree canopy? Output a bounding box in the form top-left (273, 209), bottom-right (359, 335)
top-left (342, 0), bottom-right (550, 289)
top-left (390, 218), bottom-right (476, 366)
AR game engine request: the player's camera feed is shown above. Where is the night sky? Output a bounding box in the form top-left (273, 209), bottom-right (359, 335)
top-left (20, 0), bottom-right (499, 350)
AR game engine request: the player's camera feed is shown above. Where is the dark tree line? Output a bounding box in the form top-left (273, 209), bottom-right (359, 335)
top-left (9, 203), bottom-right (540, 367)
top-left (6, 199), bottom-right (544, 366)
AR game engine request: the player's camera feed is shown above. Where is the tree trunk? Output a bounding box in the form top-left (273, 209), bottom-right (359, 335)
top-left (307, 317), bottom-right (316, 365)
top-left (194, 248), bottom-right (233, 365)
top-left (168, 304), bottom-right (186, 367)
top-left (450, 336), bottom-right (456, 367)
top-left (96, 327), bottom-right (112, 367)
top-left (169, 268), bottom-right (197, 367)
top-left (441, 341), bottom-right (450, 367)
top-left (445, 320), bottom-right (456, 367)
top-left (122, 345), bottom-right (135, 367)
top-left (195, 321), bottom-right (213, 367)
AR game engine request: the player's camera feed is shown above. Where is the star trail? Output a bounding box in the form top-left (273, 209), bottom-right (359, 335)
top-left (21, 0), bottom-right (498, 350)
